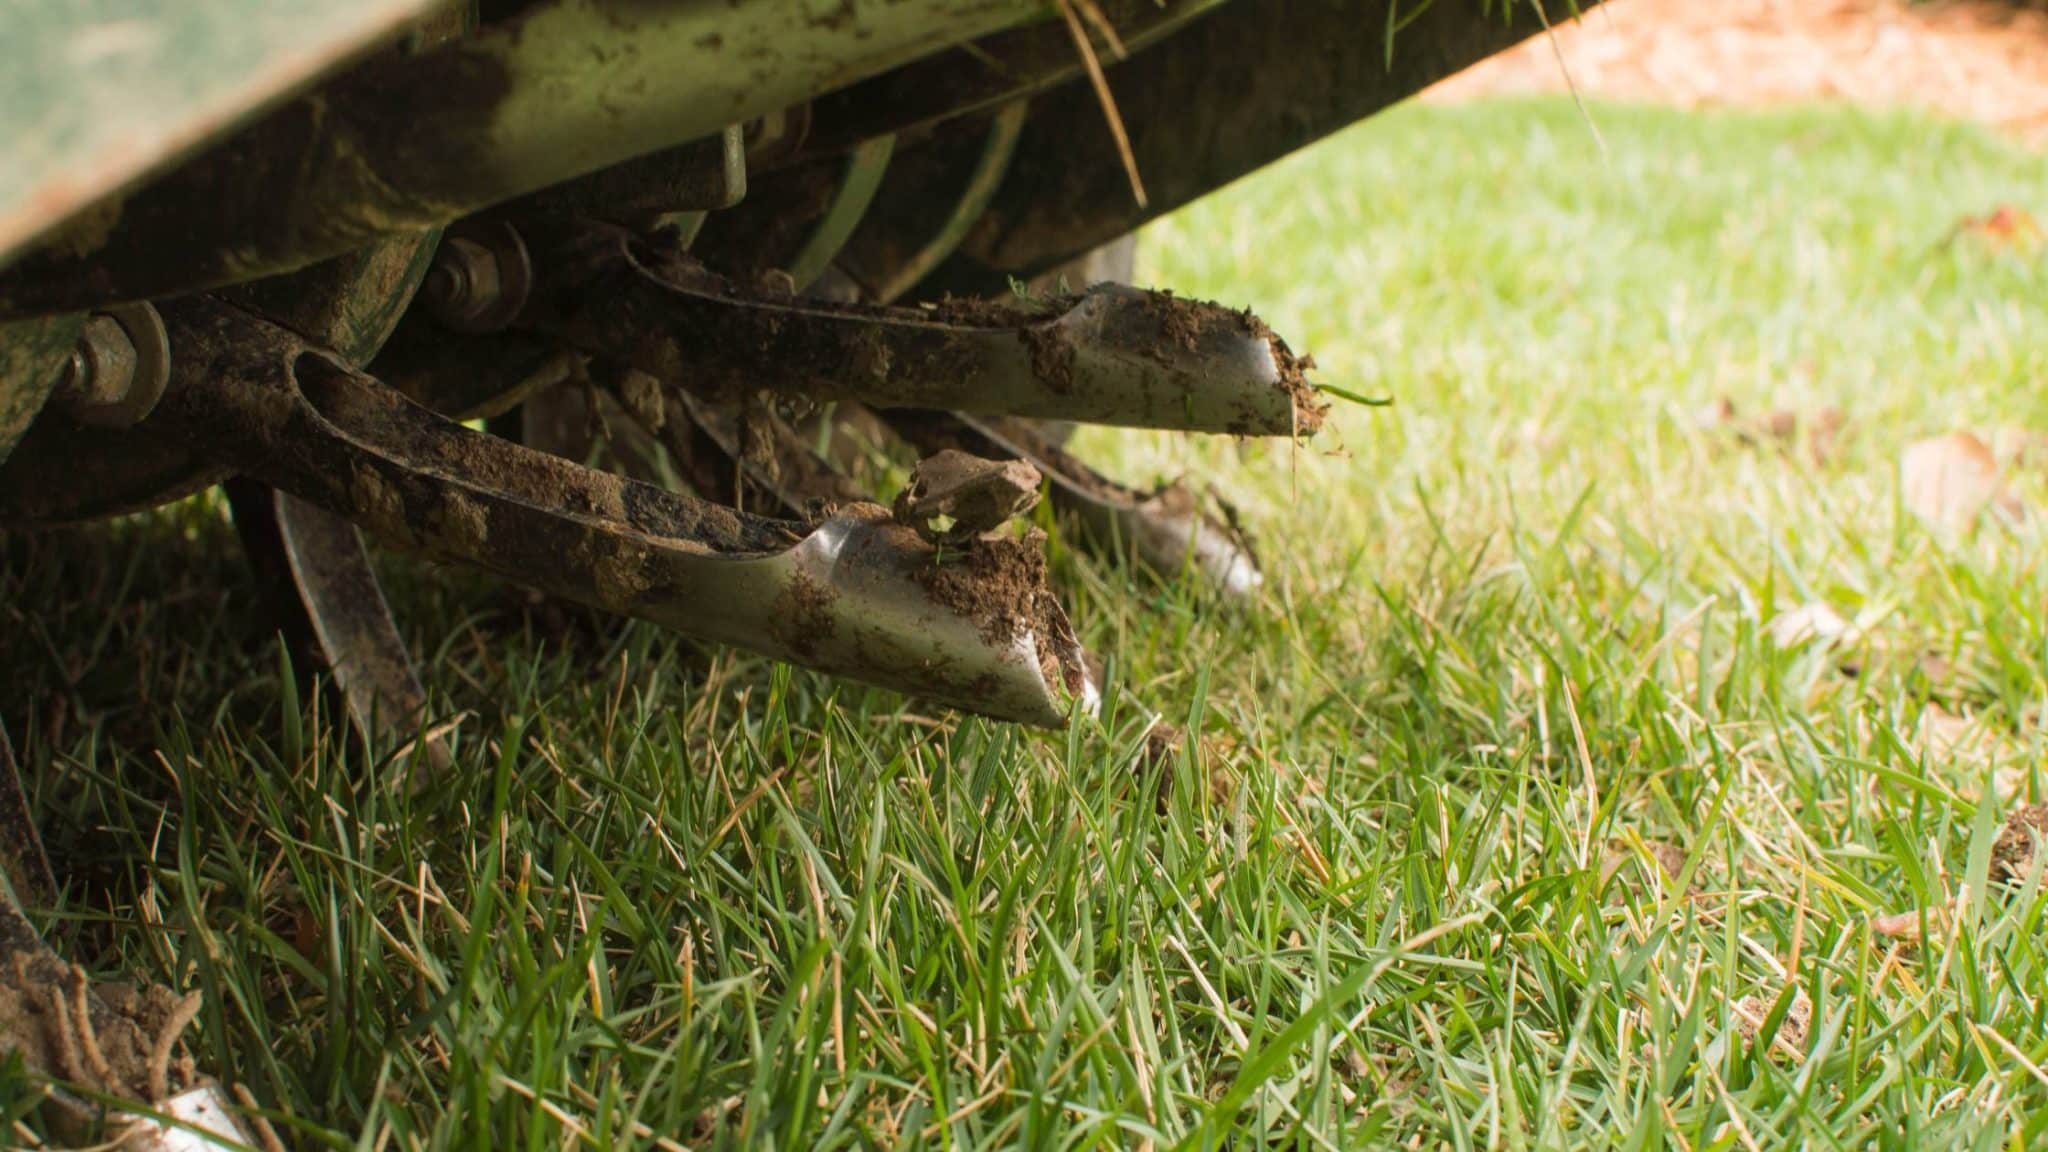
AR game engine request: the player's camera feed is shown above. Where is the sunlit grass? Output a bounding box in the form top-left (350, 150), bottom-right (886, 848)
top-left (5, 98), bottom-right (2048, 1148)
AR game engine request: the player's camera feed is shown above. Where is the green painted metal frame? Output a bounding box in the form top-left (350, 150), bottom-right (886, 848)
top-left (0, 0), bottom-right (1060, 317)
top-left (0, 0), bottom-right (442, 266)
top-left (0, 315), bottom-right (82, 464)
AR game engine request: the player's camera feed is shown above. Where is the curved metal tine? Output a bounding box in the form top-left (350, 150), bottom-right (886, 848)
top-left (650, 384), bottom-right (870, 518)
top-left (786, 135), bottom-right (897, 293)
top-left (226, 479), bottom-right (448, 781)
top-left (168, 298), bottom-right (1092, 728)
top-left (512, 368), bottom-right (847, 518)
top-left (118, 1086), bottom-right (262, 1152)
top-left (883, 408), bottom-right (1261, 598)
top-left (867, 103), bottom-right (1027, 305)
top-left (520, 221), bottom-right (1323, 436)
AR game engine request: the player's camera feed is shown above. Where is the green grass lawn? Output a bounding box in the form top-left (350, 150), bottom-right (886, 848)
top-left (6, 98), bottom-right (2048, 1149)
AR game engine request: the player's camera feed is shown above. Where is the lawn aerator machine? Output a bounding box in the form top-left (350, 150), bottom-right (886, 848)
top-left (0, 0), bottom-right (1579, 1141)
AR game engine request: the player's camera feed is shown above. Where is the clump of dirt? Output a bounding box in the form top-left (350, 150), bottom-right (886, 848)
top-left (0, 950), bottom-right (200, 1102)
top-left (892, 450), bottom-right (1043, 542)
top-left (927, 291), bottom-right (1070, 329)
top-left (914, 530), bottom-right (1055, 651)
top-left (1242, 308), bottom-right (1328, 436)
top-left (1131, 289), bottom-right (1207, 354)
top-left (1992, 802), bottom-right (2048, 882)
top-left (618, 477), bottom-right (800, 555)
top-left (927, 291), bottom-right (1083, 397)
top-left (1125, 289), bottom-right (1328, 434)
top-left (911, 527), bottom-right (1089, 702)
top-left (931, 286), bottom-right (1326, 434)
top-left (1020, 324), bottom-right (1079, 394)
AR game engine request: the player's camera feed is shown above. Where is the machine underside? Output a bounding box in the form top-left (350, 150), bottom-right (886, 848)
top-left (0, 0), bottom-right (1578, 1140)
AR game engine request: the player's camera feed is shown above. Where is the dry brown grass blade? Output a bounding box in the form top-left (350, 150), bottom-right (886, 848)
top-left (1057, 0), bottom-right (1148, 209)
top-left (1070, 0), bottom-right (1128, 58)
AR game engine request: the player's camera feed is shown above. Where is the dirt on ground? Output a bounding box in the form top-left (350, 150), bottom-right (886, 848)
top-left (0, 950), bottom-right (199, 1104)
top-left (1427, 0), bottom-right (2048, 143)
top-left (1992, 802), bottom-right (2047, 882)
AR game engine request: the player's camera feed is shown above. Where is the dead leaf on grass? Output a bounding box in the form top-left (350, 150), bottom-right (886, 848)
top-left (1869, 897), bottom-right (1958, 943)
top-left (1766, 601), bottom-right (1852, 648)
top-left (1918, 704), bottom-right (1977, 759)
top-left (1946, 204), bottom-right (2045, 253)
top-left (1754, 407), bottom-right (1799, 444)
top-left (1600, 839), bottom-right (1691, 893)
top-left (1987, 425), bottom-right (2048, 471)
top-left (1694, 398), bottom-right (1851, 465)
top-left (1913, 705), bottom-right (2028, 800)
top-left (1901, 431), bottom-right (2021, 531)
top-left (1694, 396), bottom-right (1737, 429)
top-left (1807, 405), bottom-right (1849, 467)
top-left (1912, 649), bottom-right (1955, 686)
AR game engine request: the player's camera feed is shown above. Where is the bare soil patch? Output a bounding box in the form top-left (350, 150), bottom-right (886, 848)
top-left (1427, 0), bottom-right (2048, 143)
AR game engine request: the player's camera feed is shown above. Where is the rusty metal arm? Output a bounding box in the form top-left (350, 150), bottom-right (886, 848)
top-left (520, 225), bottom-right (1325, 436)
top-left (152, 297), bottom-right (1095, 727)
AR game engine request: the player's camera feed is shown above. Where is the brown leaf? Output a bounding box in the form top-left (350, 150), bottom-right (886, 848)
top-left (1766, 602), bottom-right (1851, 648)
top-left (1901, 431), bottom-right (2018, 531)
top-left (1917, 704), bottom-right (1974, 758)
top-left (1755, 408), bottom-right (1799, 443)
top-left (1600, 839), bottom-right (1691, 893)
top-left (1807, 405), bottom-right (1849, 467)
top-left (1870, 908), bottom-right (1935, 941)
top-left (1951, 205), bottom-right (2044, 252)
top-left (1987, 425), bottom-right (2048, 470)
top-left (1913, 650), bottom-right (1954, 685)
top-left (1693, 396), bottom-right (1738, 431)
top-left (1695, 399), bottom-right (1851, 466)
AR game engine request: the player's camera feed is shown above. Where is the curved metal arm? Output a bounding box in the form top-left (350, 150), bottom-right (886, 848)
top-left (526, 226), bottom-right (1326, 436)
top-left (155, 297), bottom-right (1095, 727)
